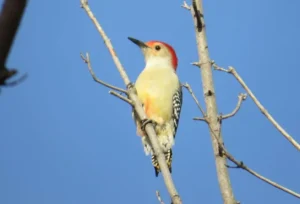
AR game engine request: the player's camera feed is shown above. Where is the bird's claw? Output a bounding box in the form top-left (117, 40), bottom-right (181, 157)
top-left (141, 119), bottom-right (156, 131)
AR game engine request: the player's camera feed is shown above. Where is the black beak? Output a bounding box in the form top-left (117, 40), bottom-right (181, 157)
top-left (128, 37), bottom-right (150, 49)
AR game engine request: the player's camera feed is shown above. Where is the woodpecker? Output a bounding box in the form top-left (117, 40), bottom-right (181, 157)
top-left (128, 37), bottom-right (183, 177)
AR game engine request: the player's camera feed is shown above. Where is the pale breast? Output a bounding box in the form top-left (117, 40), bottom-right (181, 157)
top-left (135, 68), bottom-right (179, 123)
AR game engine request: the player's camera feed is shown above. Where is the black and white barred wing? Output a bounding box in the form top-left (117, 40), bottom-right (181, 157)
top-left (172, 85), bottom-right (183, 138)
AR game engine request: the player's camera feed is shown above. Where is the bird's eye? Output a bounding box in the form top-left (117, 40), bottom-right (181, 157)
top-left (155, 45), bottom-right (161, 51)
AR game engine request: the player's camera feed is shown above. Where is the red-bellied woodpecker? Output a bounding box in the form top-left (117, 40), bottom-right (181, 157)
top-left (128, 37), bottom-right (183, 177)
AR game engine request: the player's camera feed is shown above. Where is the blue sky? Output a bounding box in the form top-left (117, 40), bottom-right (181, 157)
top-left (0, 0), bottom-right (299, 203)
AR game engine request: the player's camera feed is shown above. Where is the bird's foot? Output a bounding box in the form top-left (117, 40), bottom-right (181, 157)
top-left (141, 119), bottom-right (156, 131)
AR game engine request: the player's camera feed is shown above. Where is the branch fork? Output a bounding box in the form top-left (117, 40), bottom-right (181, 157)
top-left (184, 0), bottom-right (300, 201)
top-left (186, 81), bottom-right (300, 199)
top-left (212, 60), bottom-right (300, 151)
top-left (218, 93), bottom-right (247, 121)
top-left (181, 1), bottom-right (190, 10)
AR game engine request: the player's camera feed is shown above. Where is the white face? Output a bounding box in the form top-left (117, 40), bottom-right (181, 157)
top-left (142, 42), bottom-right (176, 70)
top-left (145, 56), bottom-right (173, 69)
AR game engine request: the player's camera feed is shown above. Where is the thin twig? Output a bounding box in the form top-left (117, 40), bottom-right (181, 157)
top-left (182, 82), bottom-right (206, 117)
top-left (155, 190), bottom-right (165, 204)
top-left (212, 61), bottom-right (300, 151)
top-left (80, 1), bottom-right (131, 86)
top-left (210, 107), bottom-right (300, 199)
top-left (220, 93), bottom-right (247, 120)
top-left (225, 164), bottom-right (241, 169)
top-left (80, 1), bottom-right (182, 203)
top-left (109, 90), bottom-right (132, 105)
top-left (181, 1), bottom-right (191, 10)
top-left (181, 83), bottom-right (208, 122)
top-left (211, 60), bottom-right (228, 72)
top-left (224, 145), bottom-right (300, 199)
top-left (193, 117), bottom-right (207, 122)
top-left (80, 52), bottom-right (127, 94)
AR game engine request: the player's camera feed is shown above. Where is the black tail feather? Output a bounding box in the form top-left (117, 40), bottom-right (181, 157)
top-left (151, 149), bottom-right (173, 177)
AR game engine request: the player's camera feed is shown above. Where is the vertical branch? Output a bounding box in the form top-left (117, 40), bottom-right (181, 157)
top-left (190, 0), bottom-right (236, 203)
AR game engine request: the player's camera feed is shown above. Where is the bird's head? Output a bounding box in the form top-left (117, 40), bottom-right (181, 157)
top-left (128, 37), bottom-right (178, 71)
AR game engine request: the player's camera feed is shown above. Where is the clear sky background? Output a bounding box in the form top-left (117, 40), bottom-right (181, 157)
top-left (0, 0), bottom-right (299, 203)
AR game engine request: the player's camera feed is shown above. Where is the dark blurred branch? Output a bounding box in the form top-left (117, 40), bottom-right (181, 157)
top-left (0, 0), bottom-right (28, 86)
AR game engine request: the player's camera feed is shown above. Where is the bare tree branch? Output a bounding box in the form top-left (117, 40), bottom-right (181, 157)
top-left (156, 190), bottom-right (165, 204)
top-left (181, 1), bottom-right (190, 10)
top-left (109, 90), bottom-right (133, 105)
top-left (182, 82), bottom-right (206, 117)
top-left (80, 52), bottom-right (127, 94)
top-left (188, 87), bottom-right (247, 122)
top-left (193, 117), bottom-right (207, 122)
top-left (220, 93), bottom-right (247, 120)
top-left (80, 53), bottom-right (132, 104)
top-left (186, 71), bottom-right (300, 200)
top-left (187, 0), bottom-right (237, 203)
top-left (80, 1), bottom-right (182, 203)
top-left (222, 140), bottom-right (300, 199)
top-left (183, 0), bottom-right (300, 201)
top-left (212, 61), bottom-right (300, 151)
top-left (0, 0), bottom-right (28, 87)
top-left (181, 83), bottom-right (208, 122)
